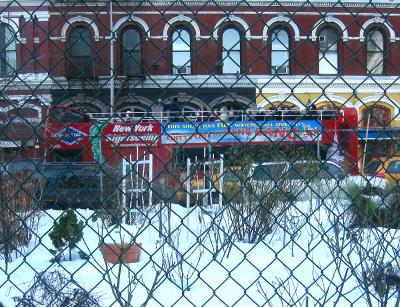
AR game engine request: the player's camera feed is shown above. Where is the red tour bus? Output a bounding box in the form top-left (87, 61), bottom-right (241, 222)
top-left (45, 106), bottom-right (359, 175)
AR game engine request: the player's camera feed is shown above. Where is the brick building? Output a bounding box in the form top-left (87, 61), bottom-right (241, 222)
top-left (1, 0), bottom-right (400, 161)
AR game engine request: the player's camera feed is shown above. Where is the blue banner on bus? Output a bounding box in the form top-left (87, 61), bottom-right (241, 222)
top-left (161, 120), bottom-right (322, 145)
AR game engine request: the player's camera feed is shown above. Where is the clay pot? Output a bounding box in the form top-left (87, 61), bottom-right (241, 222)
top-left (101, 243), bottom-right (142, 264)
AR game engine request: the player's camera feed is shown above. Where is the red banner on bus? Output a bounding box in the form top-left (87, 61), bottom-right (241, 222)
top-left (101, 122), bottom-right (161, 147)
top-left (48, 122), bottom-right (161, 149)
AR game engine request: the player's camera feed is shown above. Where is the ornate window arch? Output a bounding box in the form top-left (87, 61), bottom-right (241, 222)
top-left (311, 17), bottom-right (348, 41)
top-left (213, 15), bottom-right (251, 40)
top-left (360, 17), bottom-right (396, 43)
top-left (113, 16), bottom-right (150, 39)
top-left (163, 15), bottom-right (201, 41)
top-left (61, 16), bottom-right (100, 41)
top-left (59, 95), bottom-right (106, 113)
top-left (262, 17), bottom-right (300, 41)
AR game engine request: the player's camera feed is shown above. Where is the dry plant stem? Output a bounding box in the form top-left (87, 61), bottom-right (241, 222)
top-left (160, 226), bottom-right (204, 291)
top-left (275, 275), bottom-right (301, 307)
top-left (201, 206), bottom-right (235, 261)
top-left (0, 171), bottom-right (43, 265)
top-left (314, 195), bottom-right (358, 305)
top-left (257, 272), bottom-right (305, 306)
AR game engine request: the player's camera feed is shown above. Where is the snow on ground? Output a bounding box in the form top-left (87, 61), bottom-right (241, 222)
top-left (1, 199), bottom-right (400, 306)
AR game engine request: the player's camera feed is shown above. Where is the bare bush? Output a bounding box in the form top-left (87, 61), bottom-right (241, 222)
top-left (257, 273), bottom-right (309, 307)
top-left (13, 270), bottom-right (101, 306)
top-left (159, 227), bottom-right (204, 291)
top-left (316, 184), bottom-right (400, 307)
top-left (0, 170), bottom-right (43, 263)
top-left (225, 177), bottom-right (298, 244)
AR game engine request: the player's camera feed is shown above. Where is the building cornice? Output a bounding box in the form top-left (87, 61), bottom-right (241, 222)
top-left (138, 0), bottom-right (400, 7)
top-left (3, 74), bottom-right (400, 95)
top-left (1, 0), bottom-right (400, 9)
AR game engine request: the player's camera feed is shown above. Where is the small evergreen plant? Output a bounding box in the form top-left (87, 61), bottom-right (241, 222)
top-left (49, 210), bottom-right (84, 261)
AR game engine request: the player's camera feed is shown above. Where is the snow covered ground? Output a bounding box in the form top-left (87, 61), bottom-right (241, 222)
top-left (1, 198), bottom-right (400, 306)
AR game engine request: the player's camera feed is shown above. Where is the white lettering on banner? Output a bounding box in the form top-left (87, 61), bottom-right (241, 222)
top-left (107, 134), bottom-right (157, 145)
top-left (112, 125), bottom-right (131, 133)
top-left (134, 124), bottom-right (154, 132)
top-left (112, 124), bottom-right (154, 133)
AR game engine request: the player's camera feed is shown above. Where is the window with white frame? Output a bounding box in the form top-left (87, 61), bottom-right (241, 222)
top-left (0, 23), bottom-right (16, 76)
top-left (121, 28), bottom-right (142, 76)
top-left (172, 28), bottom-right (191, 74)
top-left (271, 28), bottom-right (289, 74)
top-left (319, 27), bottom-right (338, 74)
top-left (367, 29), bottom-right (384, 75)
top-left (222, 28), bottom-right (241, 74)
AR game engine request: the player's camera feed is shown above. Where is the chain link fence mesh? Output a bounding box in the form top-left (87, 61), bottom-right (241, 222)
top-left (1, 0), bottom-right (400, 306)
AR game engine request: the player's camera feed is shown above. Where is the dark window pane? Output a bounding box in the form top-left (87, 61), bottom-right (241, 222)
top-left (71, 26), bottom-right (91, 57)
top-left (121, 28), bottom-right (142, 75)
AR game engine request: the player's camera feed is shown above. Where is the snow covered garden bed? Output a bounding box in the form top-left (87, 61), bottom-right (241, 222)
top-left (1, 191), bottom-right (400, 306)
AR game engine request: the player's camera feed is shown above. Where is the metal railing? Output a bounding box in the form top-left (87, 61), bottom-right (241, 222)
top-left (88, 109), bottom-right (340, 123)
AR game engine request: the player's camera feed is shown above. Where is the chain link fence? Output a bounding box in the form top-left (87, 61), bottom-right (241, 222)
top-left (1, 0), bottom-right (400, 305)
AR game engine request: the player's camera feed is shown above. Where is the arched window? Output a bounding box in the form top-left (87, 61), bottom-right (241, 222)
top-left (118, 105), bottom-right (148, 120)
top-left (172, 28), bottom-right (191, 74)
top-left (319, 27), bottom-right (338, 74)
top-left (222, 28), bottom-right (241, 74)
top-left (69, 26), bottom-right (92, 77)
top-left (363, 105), bottom-right (390, 128)
top-left (121, 28), bottom-right (142, 76)
top-left (271, 28), bottom-right (289, 74)
top-left (0, 24), bottom-right (16, 76)
top-left (367, 29), bottom-right (384, 75)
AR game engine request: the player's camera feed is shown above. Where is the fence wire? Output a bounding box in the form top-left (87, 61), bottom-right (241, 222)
top-left (1, 0), bottom-right (400, 306)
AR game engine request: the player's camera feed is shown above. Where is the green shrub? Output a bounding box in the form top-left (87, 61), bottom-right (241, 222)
top-left (345, 183), bottom-right (400, 228)
top-left (49, 210), bottom-right (84, 261)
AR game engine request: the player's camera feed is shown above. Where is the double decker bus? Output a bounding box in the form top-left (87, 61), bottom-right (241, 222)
top-left (45, 106), bottom-right (359, 176)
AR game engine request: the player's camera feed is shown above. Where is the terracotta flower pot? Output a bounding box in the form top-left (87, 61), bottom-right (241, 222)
top-left (101, 242), bottom-right (142, 264)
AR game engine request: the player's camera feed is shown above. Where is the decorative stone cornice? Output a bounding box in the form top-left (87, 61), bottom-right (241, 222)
top-left (40, 0), bottom-right (400, 9)
top-left (3, 74), bottom-right (400, 94)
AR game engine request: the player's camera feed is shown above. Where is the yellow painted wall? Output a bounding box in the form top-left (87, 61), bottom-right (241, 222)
top-left (256, 93), bottom-right (400, 127)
